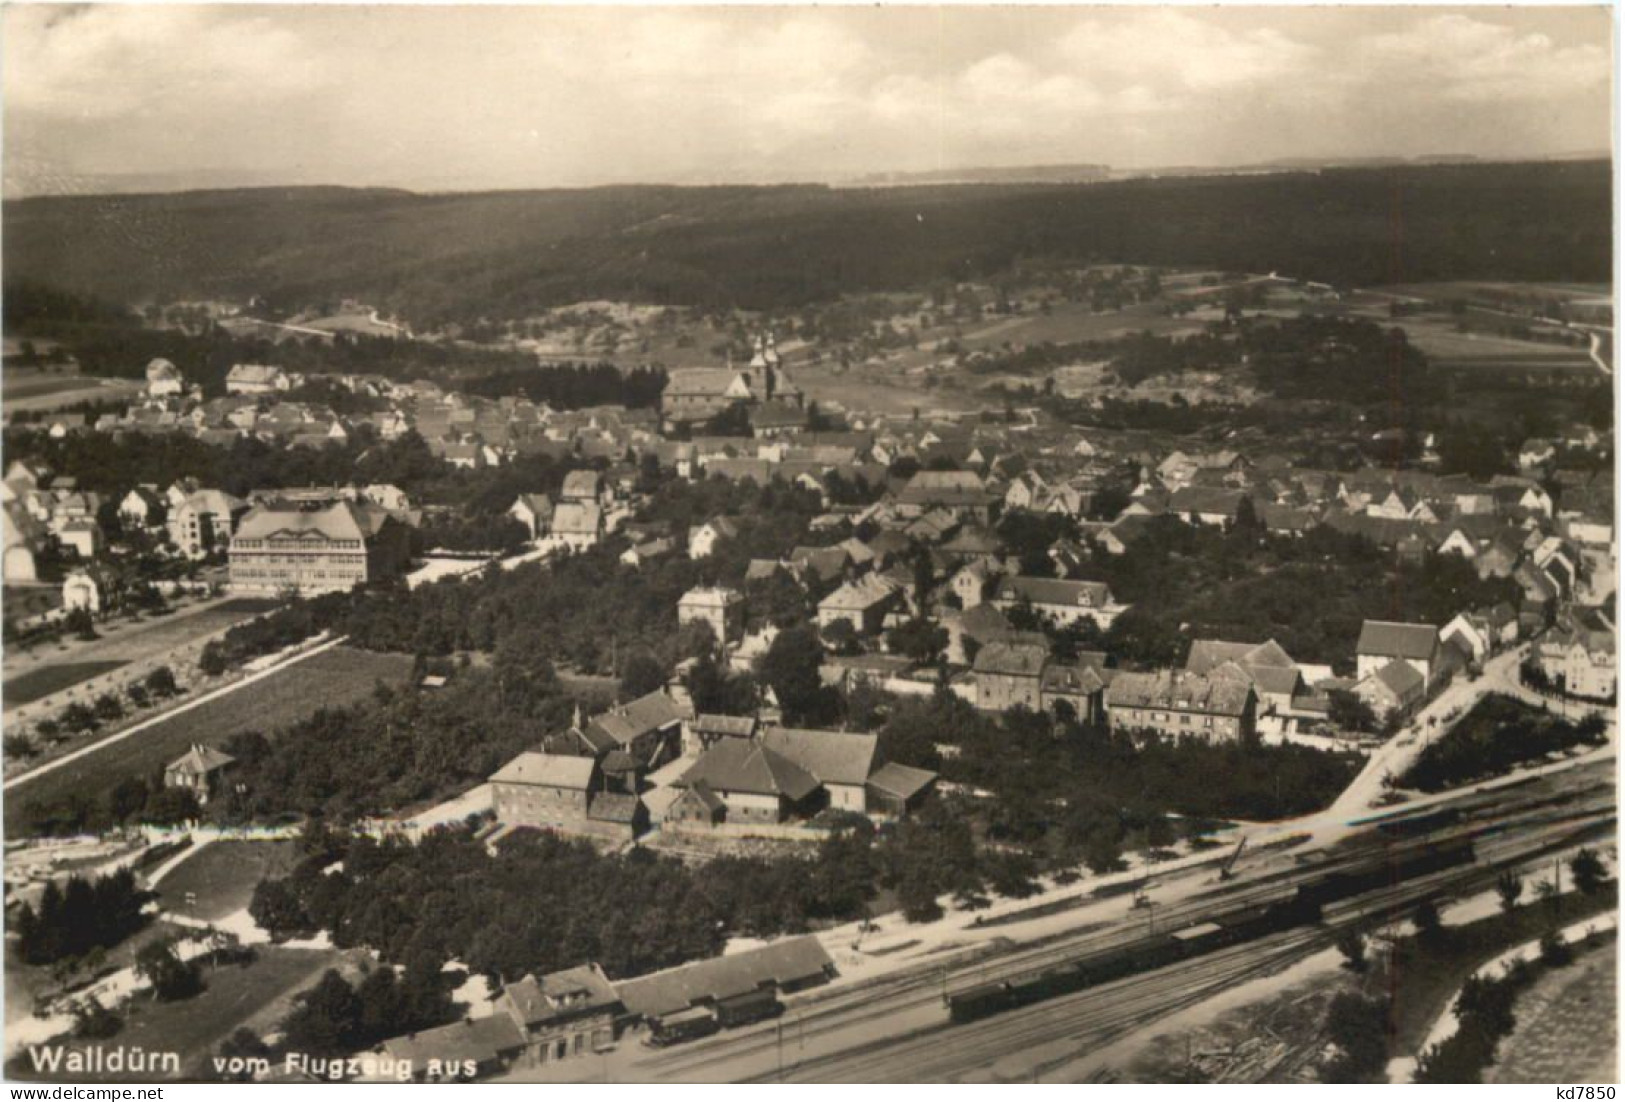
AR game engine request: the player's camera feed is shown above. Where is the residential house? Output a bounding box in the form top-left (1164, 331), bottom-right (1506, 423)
top-left (1535, 615), bottom-right (1617, 700)
top-left (991, 575), bottom-right (1125, 629)
top-left (508, 493), bottom-right (554, 539)
top-left (817, 574), bottom-right (902, 635)
top-left (1352, 659), bottom-right (1425, 720)
top-left (1105, 670), bottom-right (1256, 742)
top-left (224, 363), bottom-right (293, 395)
top-left (163, 744), bottom-right (235, 806)
top-left (678, 586), bottom-right (745, 644)
top-left (168, 489), bottom-right (249, 558)
top-left (688, 517), bottom-right (741, 559)
top-left (551, 502), bottom-right (603, 552)
top-left (759, 728), bottom-right (878, 814)
top-left (491, 752), bottom-right (598, 828)
top-left (672, 738), bottom-right (823, 824)
top-left (144, 358), bottom-right (185, 398)
top-left (1355, 620), bottom-right (1439, 685)
top-left (118, 487), bottom-right (165, 529)
top-left (973, 640), bottom-right (1050, 711)
top-left (561, 470), bottom-right (604, 504)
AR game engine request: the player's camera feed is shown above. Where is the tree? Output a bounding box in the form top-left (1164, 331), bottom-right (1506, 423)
top-left (142, 785), bottom-right (201, 826)
top-left (1496, 870), bottom-right (1524, 914)
top-left (1412, 898), bottom-right (1446, 948)
top-left (66, 608), bottom-right (97, 641)
top-left (61, 702), bottom-right (98, 734)
top-left (4, 734), bottom-right (36, 759)
top-left (618, 652), bottom-right (667, 701)
top-left (1336, 930), bottom-right (1367, 972)
top-left (758, 625), bottom-right (839, 725)
top-left (136, 938), bottom-right (203, 1001)
top-left (282, 970), bottom-right (362, 1058)
top-left (125, 681), bottom-right (150, 709)
top-left (215, 1028), bottom-right (270, 1081)
top-left (146, 666), bottom-right (179, 697)
top-left (93, 692), bottom-right (124, 723)
top-left (72, 997), bottom-right (123, 1040)
top-left (1323, 992), bottom-right (1389, 1080)
top-left (1570, 848), bottom-right (1607, 895)
top-left (198, 643), bottom-right (229, 678)
top-left (249, 877), bottom-right (316, 941)
top-left (886, 618), bottom-right (948, 665)
top-left (1328, 689), bottom-right (1378, 733)
top-left (1538, 928), bottom-right (1573, 967)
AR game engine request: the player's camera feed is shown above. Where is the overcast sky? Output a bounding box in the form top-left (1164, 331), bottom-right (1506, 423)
top-left (3, 4), bottom-right (1613, 195)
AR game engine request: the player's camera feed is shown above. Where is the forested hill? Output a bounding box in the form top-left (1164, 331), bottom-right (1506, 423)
top-left (4, 161), bottom-right (1609, 328)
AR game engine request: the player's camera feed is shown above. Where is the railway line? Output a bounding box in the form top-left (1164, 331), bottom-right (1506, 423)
top-left (628, 772), bottom-right (1614, 1083)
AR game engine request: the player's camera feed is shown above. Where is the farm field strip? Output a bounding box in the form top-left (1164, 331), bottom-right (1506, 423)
top-left (2, 661), bottom-right (129, 707)
top-left (2, 645), bottom-right (413, 833)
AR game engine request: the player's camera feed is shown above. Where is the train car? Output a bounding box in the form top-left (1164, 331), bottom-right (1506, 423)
top-left (715, 988), bottom-right (784, 1029)
top-left (1374, 807), bottom-right (1462, 839)
top-left (644, 1005), bottom-right (720, 1047)
top-left (1298, 838), bottom-right (1475, 909)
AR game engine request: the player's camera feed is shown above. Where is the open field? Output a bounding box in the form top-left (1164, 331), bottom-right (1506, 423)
top-left (5, 646), bottom-right (414, 833)
top-left (3, 661), bottom-right (128, 707)
top-left (2, 377), bottom-right (145, 414)
top-left (7, 598), bottom-right (278, 674)
top-left (10, 943), bottom-right (348, 1082)
top-left (157, 841), bottom-right (300, 922)
top-left (1487, 939), bottom-right (1616, 1083)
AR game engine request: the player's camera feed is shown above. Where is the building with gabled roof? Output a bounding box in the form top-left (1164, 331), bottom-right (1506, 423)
top-left (164, 743), bottom-right (235, 805)
top-left (1105, 669), bottom-right (1256, 743)
top-left (817, 573), bottom-right (902, 635)
top-left (759, 727), bottom-right (878, 813)
top-left (494, 963), bottom-right (621, 1068)
top-left (229, 500), bottom-right (410, 593)
top-left (991, 575), bottom-right (1125, 628)
top-left (973, 640), bottom-right (1051, 712)
top-left (1355, 620), bottom-right (1439, 684)
top-left (675, 737), bottom-right (822, 823)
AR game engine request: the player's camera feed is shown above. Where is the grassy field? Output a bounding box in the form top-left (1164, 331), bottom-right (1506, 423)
top-left (6, 647), bottom-right (414, 834)
top-left (1487, 939), bottom-right (1616, 1083)
top-left (157, 841), bottom-right (301, 922)
top-left (3, 660), bottom-right (128, 706)
top-left (7, 598), bottom-right (279, 671)
top-left (9, 943), bottom-right (348, 1082)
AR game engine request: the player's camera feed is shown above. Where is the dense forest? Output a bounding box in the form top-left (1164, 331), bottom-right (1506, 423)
top-left (4, 162), bottom-right (1609, 327)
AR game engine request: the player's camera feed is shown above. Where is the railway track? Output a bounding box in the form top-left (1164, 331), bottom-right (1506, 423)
top-left (635, 795), bottom-right (1614, 1083)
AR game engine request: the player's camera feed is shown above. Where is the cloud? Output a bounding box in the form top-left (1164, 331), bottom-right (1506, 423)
top-left (1, 7), bottom-right (1610, 192)
top-left (3, 6), bottom-right (327, 119)
top-left (1352, 13), bottom-right (1610, 103)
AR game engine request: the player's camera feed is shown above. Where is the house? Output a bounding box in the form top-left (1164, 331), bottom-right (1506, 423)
top-left (1535, 618), bottom-right (1617, 700)
top-left (168, 489), bottom-right (249, 558)
top-left (560, 470), bottom-right (604, 504)
top-left (661, 369), bottom-right (754, 427)
top-left (948, 559), bottom-right (998, 609)
top-left (55, 519), bottom-right (103, 559)
top-left (2, 502), bottom-right (44, 582)
top-left (864, 763), bottom-right (939, 819)
top-left (229, 501), bottom-right (411, 594)
top-left (973, 641), bottom-right (1050, 712)
top-left (895, 470), bottom-right (996, 523)
top-left (621, 537), bottom-right (675, 568)
top-left (550, 502), bottom-right (603, 552)
top-left (1184, 638), bottom-right (1306, 735)
top-left (1355, 620), bottom-right (1439, 685)
top-left (62, 570), bottom-right (102, 613)
top-left (817, 574), bottom-right (901, 635)
top-left (991, 575), bottom-right (1124, 628)
top-left (673, 738), bottom-right (823, 824)
top-left (163, 744), bottom-right (235, 805)
top-left (1039, 660), bottom-right (1109, 723)
top-left (495, 964), bottom-right (622, 1067)
top-left (678, 586), bottom-right (745, 644)
top-left (508, 494), bottom-right (554, 539)
top-left (687, 714), bottom-right (757, 757)
top-left (144, 358), bottom-right (185, 398)
top-left (375, 1015), bottom-right (525, 1082)
top-left (1352, 659), bottom-right (1425, 719)
top-left (1105, 670), bottom-right (1256, 742)
top-left (1439, 610), bottom-right (1513, 664)
top-left (759, 728), bottom-right (878, 814)
top-left (615, 936), bottom-right (834, 1027)
top-left (1167, 486), bottom-right (1245, 527)
top-left (572, 690), bottom-right (689, 770)
top-left (224, 363), bottom-right (292, 395)
top-left (1518, 438), bottom-right (1557, 472)
top-left (490, 752), bottom-right (597, 827)
top-left (118, 487), bottom-right (165, 529)
top-left (688, 517), bottom-right (741, 559)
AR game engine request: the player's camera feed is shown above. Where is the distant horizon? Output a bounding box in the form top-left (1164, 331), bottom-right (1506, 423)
top-left (4, 6), bottom-right (1611, 198)
top-left (6, 149), bottom-right (1613, 203)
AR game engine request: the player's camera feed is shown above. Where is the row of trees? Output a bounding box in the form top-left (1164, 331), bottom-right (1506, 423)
top-left (1400, 695), bottom-right (1609, 792)
top-left (12, 869), bottom-right (148, 966)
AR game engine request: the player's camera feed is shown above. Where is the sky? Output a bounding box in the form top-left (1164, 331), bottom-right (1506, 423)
top-left (2, 4), bottom-right (1614, 196)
